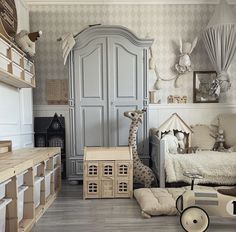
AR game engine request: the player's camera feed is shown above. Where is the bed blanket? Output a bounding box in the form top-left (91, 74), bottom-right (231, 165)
top-left (165, 151), bottom-right (236, 185)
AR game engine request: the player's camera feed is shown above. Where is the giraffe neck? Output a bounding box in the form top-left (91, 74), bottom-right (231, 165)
top-left (128, 120), bottom-right (141, 162)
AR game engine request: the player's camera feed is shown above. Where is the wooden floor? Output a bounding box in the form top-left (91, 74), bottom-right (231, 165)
top-left (32, 181), bottom-right (236, 232)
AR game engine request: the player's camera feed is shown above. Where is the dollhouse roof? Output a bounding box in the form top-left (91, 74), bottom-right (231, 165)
top-left (158, 113), bottom-right (193, 137)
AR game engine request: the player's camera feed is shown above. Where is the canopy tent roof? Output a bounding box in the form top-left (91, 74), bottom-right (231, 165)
top-left (157, 113), bottom-right (193, 138)
top-left (206, 0), bottom-right (236, 28)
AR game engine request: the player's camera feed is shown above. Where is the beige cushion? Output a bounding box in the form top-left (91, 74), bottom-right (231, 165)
top-left (191, 125), bottom-right (215, 150)
top-left (134, 186), bottom-right (223, 217)
top-left (218, 114), bottom-right (236, 147)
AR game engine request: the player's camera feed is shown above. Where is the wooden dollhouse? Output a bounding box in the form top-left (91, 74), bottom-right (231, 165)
top-left (83, 147), bottom-right (133, 199)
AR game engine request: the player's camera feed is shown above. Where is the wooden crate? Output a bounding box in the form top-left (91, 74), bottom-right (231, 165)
top-left (0, 140), bottom-right (12, 154)
top-left (83, 147), bottom-right (133, 199)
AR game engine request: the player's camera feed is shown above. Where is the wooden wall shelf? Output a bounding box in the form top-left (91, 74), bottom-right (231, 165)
top-left (0, 34), bottom-right (36, 88)
top-left (0, 147), bottom-right (61, 232)
top-left (0, 68), bottom-right (35, 88)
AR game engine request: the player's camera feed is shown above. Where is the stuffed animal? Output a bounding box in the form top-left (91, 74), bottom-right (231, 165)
top-left (175, 37), bottom-right (198, 74)
top-left (175, 131), bottom-right (185, 149)
top-left (213, 129), bottom-right (227, 152)
top-left (15, 30), bottom-right (42, 57)
top-left (162, 131), bottom-right (179, 154)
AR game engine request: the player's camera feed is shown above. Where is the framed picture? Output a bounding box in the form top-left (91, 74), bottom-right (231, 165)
top-left (193, 71), bottom-right (218, 103)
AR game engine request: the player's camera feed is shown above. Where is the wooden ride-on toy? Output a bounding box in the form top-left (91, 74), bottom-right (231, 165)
top-left (176, 172), bottom-right (236, 232)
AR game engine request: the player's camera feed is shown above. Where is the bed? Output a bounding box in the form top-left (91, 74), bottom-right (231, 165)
top-left (151, 135), bottom-right (236, 188)
top-left (150, 120), bottom-right (236, 188)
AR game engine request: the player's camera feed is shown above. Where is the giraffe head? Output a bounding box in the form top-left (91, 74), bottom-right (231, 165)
top-left (124, 108), bottom-right (146, 124)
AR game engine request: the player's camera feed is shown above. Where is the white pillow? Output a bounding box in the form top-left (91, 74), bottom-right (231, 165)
top-left (162, 133), bottom-right (179, 154)
top-left (191, 125), bottom-right (215, 150)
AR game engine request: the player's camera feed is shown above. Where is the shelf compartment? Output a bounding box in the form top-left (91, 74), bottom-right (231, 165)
top-left (0, 198), bottom-right (12, 232)
top-left (34, 176), bottom-right (44, 209)
top-left (0, 179), bottom-right (11, 199)
top-left (0, 37), bottom-right (10, 56)
top-left (0, 53), bottom-right (11, 72)
top-left (17, 185), bottom-right (29, 223)
top-left (0, 68), bottom-right (35, 88)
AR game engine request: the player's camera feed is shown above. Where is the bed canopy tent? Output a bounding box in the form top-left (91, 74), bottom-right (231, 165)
top-left (157, 113), bottom-right (193, 146)
top-left (202, 0), bottom-right (236, 96)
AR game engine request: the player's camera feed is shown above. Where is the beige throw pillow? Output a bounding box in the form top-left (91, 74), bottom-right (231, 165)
top-left (218, 114), bottom-right (236, 148)
top-left (191, 125), bottom-right (215, 150)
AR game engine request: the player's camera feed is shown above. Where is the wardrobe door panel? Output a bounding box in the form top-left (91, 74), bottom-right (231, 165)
top-left (108, 37), bottom-right (144, 147)
top-left (82, 47), bottom-right (104, 99)
top-left (81, 106), bottom-right (106, 147)
top-left (74, 38), bottom-right (108, 155)
top-left (116, 46), bottom-right (137, 98)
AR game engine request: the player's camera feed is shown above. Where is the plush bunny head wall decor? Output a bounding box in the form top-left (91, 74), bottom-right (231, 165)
top-left (175, 37), bottom-right (198, 74)
top-left (15, 30), bottom-right (42, 57)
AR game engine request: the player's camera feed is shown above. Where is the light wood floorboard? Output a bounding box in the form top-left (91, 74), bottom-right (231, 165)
top-left (32, 181), bottom-right (236, 232)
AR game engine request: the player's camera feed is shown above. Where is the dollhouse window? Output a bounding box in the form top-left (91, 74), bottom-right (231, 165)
top-left (119, 165), bottom-right (128, 175)
top-left (49, 137), bottom-right (64, 148)
top-left (104, 165), bottom-right (113, 175)
top-left (88, 183), bottom-right (97, 193)
top-left (88, 165), bottom-right (97, 175)
top-left (36, 136), bottom-right (46, 147)
top-left (118, 182), bottom-right (128, 192)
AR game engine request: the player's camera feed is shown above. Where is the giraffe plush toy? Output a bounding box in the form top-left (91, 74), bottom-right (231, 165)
top-left (124, 109), bottom-right (155, 187)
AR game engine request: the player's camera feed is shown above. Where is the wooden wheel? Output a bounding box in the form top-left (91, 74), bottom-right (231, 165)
top-left (180, 206), bottom-right (209, 232)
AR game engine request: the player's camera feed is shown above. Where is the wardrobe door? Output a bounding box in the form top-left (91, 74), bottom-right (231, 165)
top-left (74, 37), bottom-right (108, 155)
top-left (108, 36), bottom-right (144, 148)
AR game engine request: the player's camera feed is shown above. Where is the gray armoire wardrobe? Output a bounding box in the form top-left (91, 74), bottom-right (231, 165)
top-left (68, 25), bottom-right (153, 181)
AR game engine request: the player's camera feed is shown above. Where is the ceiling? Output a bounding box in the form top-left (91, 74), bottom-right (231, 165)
top-left (24, 0), bottom-right (236, 5)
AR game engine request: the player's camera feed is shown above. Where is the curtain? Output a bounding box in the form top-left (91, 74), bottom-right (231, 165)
top-left (202, 0), bottom-right (236, 94)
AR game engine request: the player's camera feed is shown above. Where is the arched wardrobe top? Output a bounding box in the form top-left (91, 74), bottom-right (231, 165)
top-left (73, 25), bottom-right (154, 50)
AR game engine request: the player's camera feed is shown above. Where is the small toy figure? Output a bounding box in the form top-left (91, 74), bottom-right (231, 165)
top-left (213, 129), bottom-right (227, 151)
top-left (175, 37), bottom-right (198, 74)
top-left (176, 131), bottom-right (185, 149)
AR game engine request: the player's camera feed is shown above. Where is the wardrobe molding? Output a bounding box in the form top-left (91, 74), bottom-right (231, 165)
top-left (25, 0), bottom-right (236, 5)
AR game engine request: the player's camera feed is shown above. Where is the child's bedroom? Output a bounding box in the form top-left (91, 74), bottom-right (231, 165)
top-left (1, 0), bottom-right (236, 231)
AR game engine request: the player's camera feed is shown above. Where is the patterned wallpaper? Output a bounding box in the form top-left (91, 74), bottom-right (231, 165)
top-left (29, 4), bottom-right (236, 104)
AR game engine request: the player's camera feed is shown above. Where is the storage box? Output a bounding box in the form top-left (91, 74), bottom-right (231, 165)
top-left (12, 63), bottom-right (23, 79)
top-left (24, 58), bottom-right (34, 73)
top-left (0, 179), bottom-right (11, 200)
top-left (12, 48), bottom-right (23, 66)
top-left (53, 166), bottom-right (60, 191)
top-left (0, 198), bottom-right (12, 232)
top-left (0, 141), bottom-right (12, 154)
top-left (83, 147), bottom-right (133, 199)
top-left (0, 37), bottom-right (10, 57)
top-left (45, 170), bottom-right (53, 199)
top-left (18, 185), bottom-right (28, 223)
top-left (34, 176), bottom-right (44, 209)
top-left (24, 70), bottom-right (33, 83)
top-left (53, 154), bottom-right (60, 168)
top-left (16, 170), bottom-right (28, 188)
top-left (0, 54), bottom-right (10, 72)
top-left (33, 164), bottom-right (41, 177)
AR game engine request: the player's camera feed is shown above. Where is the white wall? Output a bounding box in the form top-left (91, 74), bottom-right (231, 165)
top-left (149, 103), bottom-right (236, 129)
top-left (0, 0), bottom-right (34, 149)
